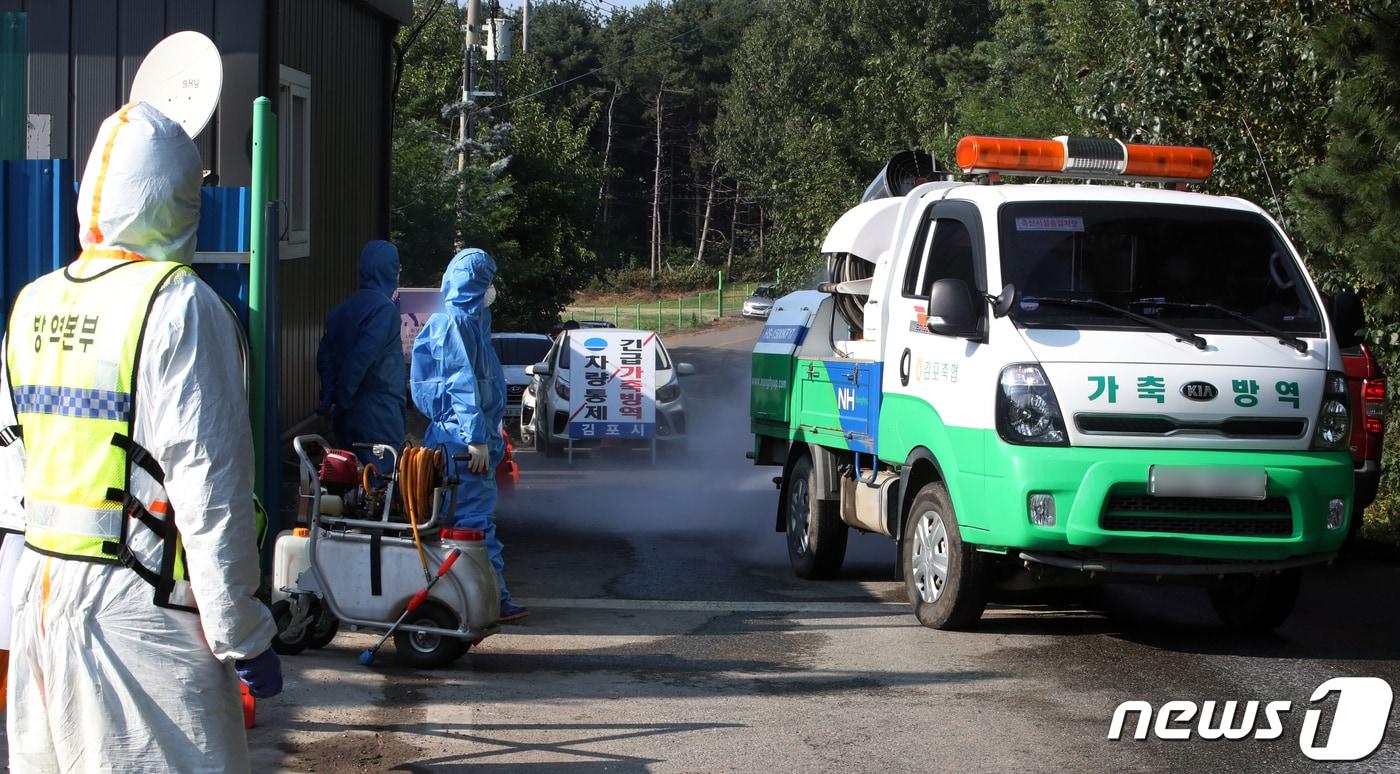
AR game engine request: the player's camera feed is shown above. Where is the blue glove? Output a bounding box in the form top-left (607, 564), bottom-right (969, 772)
top-left (235, 649), bottom-right (283, 699)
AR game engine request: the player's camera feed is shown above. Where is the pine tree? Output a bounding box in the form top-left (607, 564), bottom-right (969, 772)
top-left (1294, 2), bottom-right (1400, 327)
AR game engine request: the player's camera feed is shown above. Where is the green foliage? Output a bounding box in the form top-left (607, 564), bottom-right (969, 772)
top-left (492, 55), bottom-right (604, 331)
top-left (1294, 2), bottom-right (1400, 324)
top-left (1293, 1), bottom-right (1400, 538)
top-left (717, 0), bottom-right (993, 281)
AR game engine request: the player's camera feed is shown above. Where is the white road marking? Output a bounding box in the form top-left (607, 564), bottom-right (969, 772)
top-left (515, 597), bottom-right (906, 615)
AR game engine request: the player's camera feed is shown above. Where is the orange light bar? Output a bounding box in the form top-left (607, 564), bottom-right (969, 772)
top-left (1123, 143), bottom-right (1214, 181)
top-left (956, 136), bottom-right (1065, 174)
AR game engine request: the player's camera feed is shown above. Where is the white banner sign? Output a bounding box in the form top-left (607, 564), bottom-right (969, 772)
top-left (567, 330), bottom-right (657, 439)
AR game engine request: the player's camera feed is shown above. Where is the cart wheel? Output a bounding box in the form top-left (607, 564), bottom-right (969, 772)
top-left (270, 599), bottom-right (312, 655)
top-left (393, 600), bottom-right (462, 669)
top-left (305, 603), bottom-right (341, 650)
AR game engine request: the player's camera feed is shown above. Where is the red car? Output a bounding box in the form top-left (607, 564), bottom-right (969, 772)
top-left (1342, 343), bottom-right (1386, 537)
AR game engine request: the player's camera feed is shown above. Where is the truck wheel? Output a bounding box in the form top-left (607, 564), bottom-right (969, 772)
top-left (1208, 570), bottom-right (1301, 631)
top-left (902, 481), bottom-right (987, 630)
top-left (785, 453), bottom-right (847, 579)
top-left (394, 600), bottom-right (462, 669)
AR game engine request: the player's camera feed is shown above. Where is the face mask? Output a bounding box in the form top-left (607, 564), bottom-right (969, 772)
top-left (484, 284), bottom-right (497, 308)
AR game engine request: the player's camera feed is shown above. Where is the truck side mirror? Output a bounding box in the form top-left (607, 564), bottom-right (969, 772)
top-left (1328, 290), bottom-right (1364, 349)
top-left (991, 283), bottom-right (1016, 318)
top-left (926, 278), bottom-right (982, 338)
top-left (526, 362), bottom-right (551, 377)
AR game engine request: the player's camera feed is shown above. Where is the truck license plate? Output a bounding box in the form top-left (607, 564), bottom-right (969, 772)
top-left (1148, 466), bottom-right (1267, 500)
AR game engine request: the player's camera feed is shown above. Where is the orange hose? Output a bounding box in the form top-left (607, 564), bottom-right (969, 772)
top-left (398, 447), bottom-right (440, 581)
top-left (361, 463), bottom-right (379, 496)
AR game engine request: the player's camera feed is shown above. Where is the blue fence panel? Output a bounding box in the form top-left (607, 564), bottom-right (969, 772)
top-left (1, 159), bottom-right (77, 321)
top-left (193, 186), bottom-right (252, 329)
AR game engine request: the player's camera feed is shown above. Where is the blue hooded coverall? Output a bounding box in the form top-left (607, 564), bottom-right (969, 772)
top-left (317, 240), bottom-right (407, 466)
top-left (410, 249), bottom-right (511, 601)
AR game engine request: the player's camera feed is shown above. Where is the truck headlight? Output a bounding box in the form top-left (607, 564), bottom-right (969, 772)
top-left (1311, 371), bottom-right (1350, 450)
top-left (996, 364), bottom-right (1068, 446)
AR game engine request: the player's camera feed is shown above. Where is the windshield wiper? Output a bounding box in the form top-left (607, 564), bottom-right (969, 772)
top-left (1131, 300), bottom-right (1307, 354)
top-left (1028, 296), bottom-right (1208, 350)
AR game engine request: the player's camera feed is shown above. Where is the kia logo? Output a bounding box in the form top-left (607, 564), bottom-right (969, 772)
top-left (1181, 381), bottom-right (1218, 401)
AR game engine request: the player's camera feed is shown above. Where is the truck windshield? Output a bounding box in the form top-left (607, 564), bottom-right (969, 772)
top-left (998, 202), bottom-right (1323, 337)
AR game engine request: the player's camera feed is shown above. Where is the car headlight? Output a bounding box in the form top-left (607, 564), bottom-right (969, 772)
top-left (996, 364), bottom-right (1068, 446)
top-left (657, 380), bottom-right (681, 403)
top-left (555, 378), bottom-right (570, 401)
top-left (1311, 370), bottom-right (1350, 450)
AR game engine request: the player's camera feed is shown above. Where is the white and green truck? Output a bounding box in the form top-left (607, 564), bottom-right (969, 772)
top-left (750, 136), bottom-right (1364, 630)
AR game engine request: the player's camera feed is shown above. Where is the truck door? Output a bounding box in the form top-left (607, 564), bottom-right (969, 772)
top-left (880, 201), bottom-right (993, 481)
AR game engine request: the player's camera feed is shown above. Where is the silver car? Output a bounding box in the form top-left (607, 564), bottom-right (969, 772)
top-left (742, 283), bottom-right (778, 319)
top-left (520, 329), bottom-right (694, 456)
top-left (491, 332), bottom-right (554, 432)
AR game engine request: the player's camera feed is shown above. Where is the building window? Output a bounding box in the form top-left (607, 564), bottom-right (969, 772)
top-left (278, 66), bottom-right (311, 259)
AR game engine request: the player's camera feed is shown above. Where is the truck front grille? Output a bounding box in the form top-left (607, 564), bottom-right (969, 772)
top-left (1075, 414), bottom-right (1307, 439)
top-left (1100, 493), bottom-right (1293, 537)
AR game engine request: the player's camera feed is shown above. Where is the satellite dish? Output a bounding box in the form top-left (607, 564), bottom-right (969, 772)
top-left (129, 31), bottom-right (223, 138)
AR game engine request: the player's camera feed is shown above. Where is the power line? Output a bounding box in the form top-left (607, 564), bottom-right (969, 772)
top-left (495, 0), bottom-right (763, 111)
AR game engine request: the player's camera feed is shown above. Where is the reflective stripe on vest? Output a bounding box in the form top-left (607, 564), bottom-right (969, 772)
top-left (6, 258), bottom-right (189, 568)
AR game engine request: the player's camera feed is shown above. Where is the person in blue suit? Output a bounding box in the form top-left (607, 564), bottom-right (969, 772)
top-left (316, 240), bottom-right (407, 467)
top-left (410, 248), bottom-right (526, 622)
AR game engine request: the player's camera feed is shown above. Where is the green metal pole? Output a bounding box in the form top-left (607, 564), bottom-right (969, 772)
top-left (657, 299), bottom-right (662, 330)
top-left (776, 267), bottom-right (782, 287)
top-left (249, 97), bottom-right (273, 510)
top-left (717, 271), bottom-right (724, 318)
top-left (635, 303), bottom-right (641, 329)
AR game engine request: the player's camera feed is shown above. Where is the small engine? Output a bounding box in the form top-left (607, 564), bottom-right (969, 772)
top-left (318, 449), bottom-right (361, 495)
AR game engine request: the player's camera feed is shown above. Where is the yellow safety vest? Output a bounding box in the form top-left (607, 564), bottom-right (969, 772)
top-left (4, 256), bottom-right (199, 611)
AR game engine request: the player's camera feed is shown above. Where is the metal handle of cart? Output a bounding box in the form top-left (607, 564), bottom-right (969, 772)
top-left (290, 435), bottom-right (493, 642)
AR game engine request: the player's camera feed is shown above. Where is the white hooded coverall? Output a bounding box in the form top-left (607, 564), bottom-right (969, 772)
top-left (1, 102), bottom-right (276, 772)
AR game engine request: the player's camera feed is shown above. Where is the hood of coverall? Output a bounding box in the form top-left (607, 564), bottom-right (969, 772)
top-left (440, 248), bottom-right (497, 317)
top-left (359, 240), bottom-right (400, 296)
top-left (76, 102), bottom-right (203, 264)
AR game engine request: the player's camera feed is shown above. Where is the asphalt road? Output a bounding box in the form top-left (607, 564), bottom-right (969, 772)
top-left (247, 321), bottom-right (1400, 773)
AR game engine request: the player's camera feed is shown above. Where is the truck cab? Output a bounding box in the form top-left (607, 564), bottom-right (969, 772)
top-left (750, 137), bottom-right (1365, 631)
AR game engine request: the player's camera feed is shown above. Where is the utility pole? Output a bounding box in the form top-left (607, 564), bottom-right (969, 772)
top-left (458, 0), bottom-right (479, 174)
top-left (522, 0), bottom-right (529, 53)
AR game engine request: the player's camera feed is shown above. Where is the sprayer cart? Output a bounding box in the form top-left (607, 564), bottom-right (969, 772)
top-left (270, 435), bottom-right (501, 668)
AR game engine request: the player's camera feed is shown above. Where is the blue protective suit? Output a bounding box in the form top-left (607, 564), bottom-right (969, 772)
top-left (316, 240), bottom-right (407, 465)
top-left (410, 249), bottom-right (510, 600)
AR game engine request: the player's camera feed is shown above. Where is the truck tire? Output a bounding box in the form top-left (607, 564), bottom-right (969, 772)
top-left (1208, 570), bottom-right (1301, 631)
top-left (785, 452), bottom-right (847, 579)
top-left (902, 481), bottom-right (987, 629)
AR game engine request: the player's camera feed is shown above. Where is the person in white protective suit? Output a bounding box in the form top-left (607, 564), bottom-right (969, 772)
top-left (0, 102), bottom-right (280, 772)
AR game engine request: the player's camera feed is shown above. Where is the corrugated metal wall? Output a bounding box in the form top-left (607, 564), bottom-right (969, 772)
top-left (277, 0), bottom-right (393, 425)
top-left (0, 0), bottom-right (264, 186)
